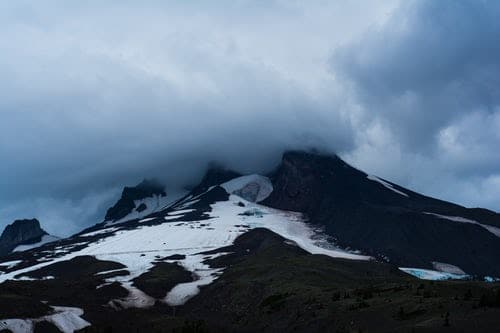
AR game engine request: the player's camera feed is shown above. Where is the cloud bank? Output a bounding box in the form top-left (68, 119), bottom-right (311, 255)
top-left (333, 0), bottom-right (500, 210)
top-left (1, 0), bottom-right (499, 235)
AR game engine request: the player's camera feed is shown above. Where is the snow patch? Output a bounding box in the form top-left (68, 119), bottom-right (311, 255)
top-left (0, 306), bottom-right (90, 333)
top-left (221, 174), bottom-right (273, 202)
top-left (138, 218), bottom-right (156, 223)
top-left (105, 191), bottom-right (186, 226)
top-left (0, 319), bottom-right (32, 333)
top-left (367, 175), bottom-right (409, 197)
top-left (164, 254), bottom-right (223, 306)
top-left (399, 267), bottom-right (470, 281)
top-left (80, 227), bottom-right (119, 237)
top-left (46, 306), bottom-right (91, 333)
top-left (164, 215), bottom-right (181, 221)
top-left (109, 282), bottom-right (155, 309)
top-left (424, 212), bottom-right (500, 238)
top-left (16, 275), bottom-right (55, 281)
top-left (175, 199), bottom-right (201, 210)
top-left (95, 268), bottom-right (127, 276)
top-left (432, 261), bottom-right (466, 275)
top-left (168, 209), bottom-right (195, 215)
top-left (484, 276), bottom-right (500, 282)
top-left (13, 235), bottom-right (60, 253)
top-left (0, 260), bottom-right (22, 270)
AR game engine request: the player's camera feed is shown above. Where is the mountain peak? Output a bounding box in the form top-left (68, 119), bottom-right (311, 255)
top-left (0, 219), bottom-right (47, 243)
top-left (280, 149), bottom-right (348, 169)
top-left (0, 218), bottom-right (48, 256)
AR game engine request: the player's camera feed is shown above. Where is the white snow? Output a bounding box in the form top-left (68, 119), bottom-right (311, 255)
top-left (424, 212), bottom-right (500, 238)
top-left (105, 191), bottom-right (186, 226)
top-left (46, 306), bottom-right (91, 333)
top-left (432, 261), bottom-right (466, 275)
top-left (175, 199), bottom-right (201, 210)
top-left (13, 235), bottom-right (60, 253)
top-left (168, 209), bottom-right (195, 215)
top-left (399, 267), bottom-right (469, 281)
top-left (138, 218), bottom-right (156, 223)
top-left (0, 319), bottom-right (32, 333)
top-left (164, 254), bottom-right (223, 306)
top-left (80, 227), bottom-right (119, 237)
top-left (94, 268), bottom-right (126, 276)
top-left (0, 306), bottom-right (90, 333)
top-left (367, 175), bottom-right (409, 197)
top-left (164, 215), bottom-right (182, 221)
top-left (485, 276), bottom-right (500, 282)
top-left (16, 275), bottom-right (55, 281)
top-left (221, 174), bottom-right (273, 202)
top-left (105, 195), bottom-right (167, 226)
top-left (108, 282), bottom-right (155, 309)
top-left (0, 193), bottom-right (368, 308)
top-left (0, 260), bottom-right (22, 270)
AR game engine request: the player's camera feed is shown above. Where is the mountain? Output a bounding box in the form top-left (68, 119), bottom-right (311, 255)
top-left (263, 151), bottom-right (500, 277)
top-left (0, 219), bottom-right (58, 256)
top-left (0, 150), bottom-right (500, 332)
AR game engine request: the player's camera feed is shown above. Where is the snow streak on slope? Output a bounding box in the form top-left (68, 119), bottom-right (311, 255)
top-left (367, 175), bottom-right (409, 197)
top-left (13, 235), bottom-right (60, 253)
top-left (424, 212), bottom-right (500, 238)
top-left (399, 267), bottom-right (470, 281)
top-left (0, 260), bottom-right (22, 270)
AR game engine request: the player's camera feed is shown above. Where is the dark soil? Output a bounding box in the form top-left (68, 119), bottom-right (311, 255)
top-left (132, 262), bottom-right (193, 299)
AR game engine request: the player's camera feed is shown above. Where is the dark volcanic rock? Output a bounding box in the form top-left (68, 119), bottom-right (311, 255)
top-left (17, 255), bottom-right (127, 280)
top-left (0, 293), bottom-right (52, 319)
top-left (105, 179), bottom-right (167, 222)
top-left (263, 151), bottom-right (500, 277)
top-left (0, 219), bottom-right (48, 256)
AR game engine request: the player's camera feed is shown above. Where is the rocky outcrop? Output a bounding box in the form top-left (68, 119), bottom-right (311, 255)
top-left (104, 179), bottom-right (167, 222)
top-left (0, 219), bottom-right (48, 256)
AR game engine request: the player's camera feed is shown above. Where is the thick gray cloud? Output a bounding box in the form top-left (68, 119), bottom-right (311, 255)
top-left (332, 0), bottom-right (500, 210)
top-left (1, 0), bottom-right (499, 236)
top-left (332, 0), bottom-right (500, 153)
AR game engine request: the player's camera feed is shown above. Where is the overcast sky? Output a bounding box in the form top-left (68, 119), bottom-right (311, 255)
top-left (1, 0), bottom-right (499, 236)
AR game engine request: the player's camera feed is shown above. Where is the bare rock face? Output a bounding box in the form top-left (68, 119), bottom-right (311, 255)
top-left (104, 179), bottom-right (167, 222)
top-left (0, 219), bottom-right (47, 256)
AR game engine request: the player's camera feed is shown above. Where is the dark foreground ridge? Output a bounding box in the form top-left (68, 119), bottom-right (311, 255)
top-left (1, 229), bottom-right (499, 332)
